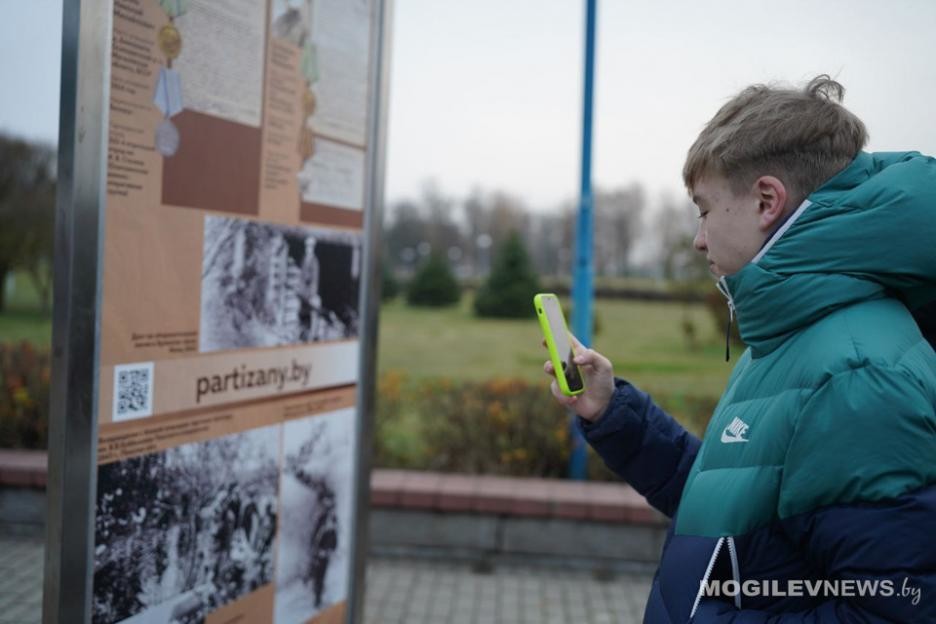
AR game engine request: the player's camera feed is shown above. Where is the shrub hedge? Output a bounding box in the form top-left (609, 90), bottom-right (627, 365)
top-left (374, 371), bottom-right (717, 482)
top-left (0, 341), bottom-right (50, 450)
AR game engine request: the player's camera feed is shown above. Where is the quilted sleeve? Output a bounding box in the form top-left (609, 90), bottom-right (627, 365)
top-left (575, 378), bottom-right (701, 517)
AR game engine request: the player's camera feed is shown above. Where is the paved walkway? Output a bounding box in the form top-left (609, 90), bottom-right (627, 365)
top-left (365, 557), bottom-right (651, 624)
top-left (0, 536), bottom-right (652, 623)
top-left (0, 537), bottom-right (43, 624)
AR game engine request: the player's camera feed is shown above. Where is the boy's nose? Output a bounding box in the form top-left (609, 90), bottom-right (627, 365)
top-left (693, 224), bottom-right (707, 252)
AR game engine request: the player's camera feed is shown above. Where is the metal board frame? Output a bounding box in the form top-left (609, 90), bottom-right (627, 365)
top-left (44, 0), bottom-right (392, 622)
top-left (44, 0), bottom-right (112, 622)
top-left (347, 0), bottom-right (393, 621)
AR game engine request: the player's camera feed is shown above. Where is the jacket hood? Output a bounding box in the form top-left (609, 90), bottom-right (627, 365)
top-left (721, 151), bottom-right (936, 357)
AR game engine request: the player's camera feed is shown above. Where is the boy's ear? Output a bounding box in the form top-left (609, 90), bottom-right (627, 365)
top-left (754, 176), bottom-right (788, 231)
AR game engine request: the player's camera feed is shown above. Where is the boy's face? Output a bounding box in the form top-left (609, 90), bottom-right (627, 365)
top-left (690, 173), bottom-right (788, 277)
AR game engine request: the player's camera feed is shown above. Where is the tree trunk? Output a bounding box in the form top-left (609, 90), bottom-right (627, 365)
top-left (27, 263), bottom-right (52, 313)
top-left (0, 265), bottom-right (8, 312)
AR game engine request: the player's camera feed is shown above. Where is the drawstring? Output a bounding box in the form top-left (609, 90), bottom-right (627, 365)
top-left (716, 277), bottom-right (736, 362)
top-left (725, 306), bottom-right (733, 362)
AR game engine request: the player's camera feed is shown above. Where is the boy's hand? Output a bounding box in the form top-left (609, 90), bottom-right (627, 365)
top-left (542, 334), bottom-right (615, 422)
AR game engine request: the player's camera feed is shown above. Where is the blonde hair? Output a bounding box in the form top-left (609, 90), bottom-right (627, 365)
top-left (683, 75), bottom-right (868, 205)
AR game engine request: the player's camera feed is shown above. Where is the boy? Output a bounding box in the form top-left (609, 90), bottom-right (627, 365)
top-left (546, 76), bottom-right (936, 622)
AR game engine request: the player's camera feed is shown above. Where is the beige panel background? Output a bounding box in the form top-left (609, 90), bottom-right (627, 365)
top-left (96, 2), bottom-right (373, 623)
top-left (97, 383), bottom-right (356, 463)
top-left (99, 340), bottom-right (359, 424)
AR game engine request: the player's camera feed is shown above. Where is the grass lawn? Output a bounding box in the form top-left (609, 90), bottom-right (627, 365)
top-left (1, 270), bottom-right (734, 403)
top-left (0, 272), bottom-right (52, 345)
top-left (0, 310), bottom-right (52, 345)
top-left (377, 293), bottom-right (734, 401)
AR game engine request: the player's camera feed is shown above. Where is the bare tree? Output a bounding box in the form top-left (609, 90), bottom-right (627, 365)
top-left (655, 193), bottom-right (708, 283)
top-left (381, 181), bottom-right (644, 282)
top-left (458, 188), bottom-right (530, 277)
top-left (536, 185), bottom-right (643, 279)
top-left (383, 180), bottom-right (463, 274)
top-left (383, 199), bottom-right (427, 272)
top-left (419, 181), bottom-right (462, 259)
top-left (527, 212), bottom-right (566, 277)
top-left (593, 183), bottom-right (645, 276)
top-left (462, 186), bottom-right (487, 275)
top-left (487, 191), bottom-right (530, 255)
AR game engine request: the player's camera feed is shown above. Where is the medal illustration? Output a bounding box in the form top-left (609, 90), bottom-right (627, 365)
top-left (158, 0), bottom-right (189, 18)
top-left (152, 3), bottom-right (188, 160)
top-left (301, 43), bottom-right (320, 85)
top-left (299, 128), bottom-right (315, 160)
top-left (155, 119), bottom-right (180, 157)
top-left (303, 90), bottom-right (318, 119)
top-left (153, 67), bottom-right (184, 118)
top-left (158, 23), bottom-right (183, 60)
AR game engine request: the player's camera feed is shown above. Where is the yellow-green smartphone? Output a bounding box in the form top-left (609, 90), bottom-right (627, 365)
top-left (534, 293), bottom-right (585, 396)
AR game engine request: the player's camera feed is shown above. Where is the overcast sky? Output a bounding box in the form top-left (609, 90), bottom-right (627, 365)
top-left (4, 1), bottom-right (936, 211)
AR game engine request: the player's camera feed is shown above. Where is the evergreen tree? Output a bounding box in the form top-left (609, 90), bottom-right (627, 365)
top-left (406, 253), bottom-right (460, 307)
top-left (474, 232), bottom-right (541, 318)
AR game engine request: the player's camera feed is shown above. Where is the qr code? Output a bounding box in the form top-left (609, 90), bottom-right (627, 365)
top-left (113, 362), bottom-right (154, 422)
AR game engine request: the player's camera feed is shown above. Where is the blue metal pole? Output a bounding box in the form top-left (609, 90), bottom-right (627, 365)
top-left (569, 0), bottom-right (597, 481)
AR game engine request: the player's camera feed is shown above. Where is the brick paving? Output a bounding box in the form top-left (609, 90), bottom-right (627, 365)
top-left (0, 536), bottom-right (43, 624)
top-left (0, 536), bottom-right (652, 623)
top-left (364, 557), bottom-right (652, 624)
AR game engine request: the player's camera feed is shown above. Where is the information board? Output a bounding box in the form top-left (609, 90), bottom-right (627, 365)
top-left (46, 1), bottom-right (390, 623)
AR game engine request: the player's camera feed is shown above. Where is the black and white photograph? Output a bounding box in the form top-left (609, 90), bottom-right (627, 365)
top-left (92, 425), bottom-right (281, 624)
top-left (199, 216), bottom-right (362, 353)
top-left (275, 409), bottom-right (355, 624)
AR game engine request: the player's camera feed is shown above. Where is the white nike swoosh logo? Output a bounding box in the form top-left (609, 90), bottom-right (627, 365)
top-left (720, 430), bottom-right (749, 443)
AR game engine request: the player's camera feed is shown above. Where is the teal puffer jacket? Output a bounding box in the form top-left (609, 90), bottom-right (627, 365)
top-left (579, 151), bottom-right (936, 623)
top-left (679, 151), bottom-right (936, 538)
